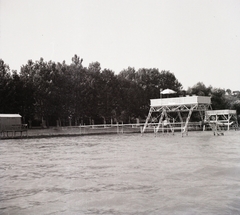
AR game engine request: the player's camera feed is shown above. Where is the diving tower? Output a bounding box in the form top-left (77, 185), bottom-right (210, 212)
top-left (204, 110), bottom-right (238, 135)
top-left (142, 96), bottom-right (211, 136)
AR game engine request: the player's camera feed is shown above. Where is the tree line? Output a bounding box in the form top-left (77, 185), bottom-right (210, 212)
top-left (0, 55), bottom-right (239, 127)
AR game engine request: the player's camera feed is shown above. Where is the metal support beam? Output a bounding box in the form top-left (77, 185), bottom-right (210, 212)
top-left (142, 96), bottom-right (212, 136)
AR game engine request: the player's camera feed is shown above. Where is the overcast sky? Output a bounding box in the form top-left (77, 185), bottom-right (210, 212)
top-left (1, 0), bottom-right (240, 90)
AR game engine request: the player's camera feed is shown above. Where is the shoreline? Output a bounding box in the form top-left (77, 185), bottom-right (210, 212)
top-left (0, 126), bottom-right (141, 140)
top-left (1, 125), bottom-right (238, 140)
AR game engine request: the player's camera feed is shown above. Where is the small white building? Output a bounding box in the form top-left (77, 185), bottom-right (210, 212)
top-left (0, 114), bottom-right (22, 131)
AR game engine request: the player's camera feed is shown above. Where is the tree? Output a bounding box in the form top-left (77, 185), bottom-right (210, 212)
top-left (0, 59), bottom-right (13, 113)
top-left (231, 100), bottom-right (240, 118)
top-left (11, 70), bottom-right (35, 122)
top-left (158, 70), bottom-right (182, 94)
top-left (96, 69), bottom-right (119, 123)
top-left (71, 54), bottom-right (83, 67)
top-left (118, 67), bottom-right (136, 81)
top-left (211, 88), bottom-right (228, 110)
top-left (8, 54), bottom-right (240, 127)
top-left (187, 82), bottom-right (212, 96)
top-left (20, 58), bottom-right (60, 126)
top-left (117, 68), bottom-right (183, 121)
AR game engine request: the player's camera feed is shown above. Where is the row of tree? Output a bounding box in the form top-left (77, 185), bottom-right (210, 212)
top-left (0, 55), bottom-right (239, 127)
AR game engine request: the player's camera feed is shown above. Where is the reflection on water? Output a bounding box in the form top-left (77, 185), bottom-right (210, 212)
top-left (1, 131), bottom-right (240, 214)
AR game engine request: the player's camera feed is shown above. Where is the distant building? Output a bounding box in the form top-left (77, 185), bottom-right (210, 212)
top-left (0, 114), bottom-right (22, 131)
top-left (233, 91), bottom-right (240, 96)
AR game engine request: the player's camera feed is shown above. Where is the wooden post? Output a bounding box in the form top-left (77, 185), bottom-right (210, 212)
top-left (228, 113), bottom-right (230, 131)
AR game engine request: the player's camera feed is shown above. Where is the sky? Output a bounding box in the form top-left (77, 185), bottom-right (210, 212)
top-left (1, 0), bottom-right (240, 90)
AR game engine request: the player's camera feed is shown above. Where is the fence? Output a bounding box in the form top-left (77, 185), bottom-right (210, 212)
top-left (72, 121), bottom-right (204, 135)
top-left (3, 121), bottom-right (234, 139)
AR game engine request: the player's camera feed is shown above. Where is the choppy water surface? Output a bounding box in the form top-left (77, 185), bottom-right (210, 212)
top-left (1, 131), bottom-right (240, 215)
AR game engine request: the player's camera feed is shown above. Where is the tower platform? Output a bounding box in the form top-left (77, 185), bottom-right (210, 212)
top-left (204, 109), bottom-right (238, 133)
top-left (142, 96), bottom-right (211, 136)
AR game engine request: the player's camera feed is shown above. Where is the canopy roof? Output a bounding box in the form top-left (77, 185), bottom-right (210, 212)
top-left (160, 88), bottom-right (176, 94)
top-left (0, 114), bottom-right (21, 118)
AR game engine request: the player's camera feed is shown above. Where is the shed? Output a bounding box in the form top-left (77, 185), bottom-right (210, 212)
top-left (0, 114), bottom-right (22, 131)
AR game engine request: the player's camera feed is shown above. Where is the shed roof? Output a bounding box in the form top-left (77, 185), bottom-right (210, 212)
top-left (0, 114), bottom-right (22, 118)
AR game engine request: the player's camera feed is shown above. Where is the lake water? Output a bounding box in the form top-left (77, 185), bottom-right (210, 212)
top-left (1, 131), bottom-right (240, 215)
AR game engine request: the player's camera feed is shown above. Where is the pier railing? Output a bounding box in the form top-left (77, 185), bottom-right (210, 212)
top-left (69, 121), bottom-right (204, 135)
